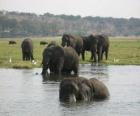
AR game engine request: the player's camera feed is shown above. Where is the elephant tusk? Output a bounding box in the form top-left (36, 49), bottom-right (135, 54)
top-left (69, 94), bottom-right (76, 103)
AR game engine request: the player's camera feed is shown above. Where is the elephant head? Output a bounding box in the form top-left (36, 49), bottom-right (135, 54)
top-left (41, 44), bottom-right (64, 76)
top-left (61, 34), bottom-right (71, 47)
top-left (62, 34), bottom-right (83, 56)
top-left (59, 78), bottom-right (79, 102)
top-left (59, 77), bottom-right (93, 103)
top-left (61, 34), bottom-right (77, 47)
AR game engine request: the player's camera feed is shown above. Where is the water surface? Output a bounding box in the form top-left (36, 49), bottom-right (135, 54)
top-left (0, 65), bottom-right (140, 116)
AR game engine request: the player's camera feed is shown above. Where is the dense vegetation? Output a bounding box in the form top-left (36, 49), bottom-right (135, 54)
top-left (0, 11), bottom-right (140, 37)
top-left (0, 36), bottom-right (140, 69)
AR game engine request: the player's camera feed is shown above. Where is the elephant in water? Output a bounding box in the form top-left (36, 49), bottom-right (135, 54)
top-left (59, 77), bottom-right (109, 103)
top-left (41, 43), bottom-right (79, 76)
top-left (21, 38), bottom-right (34, 61)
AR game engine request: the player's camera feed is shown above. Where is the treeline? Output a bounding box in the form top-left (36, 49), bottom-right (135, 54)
top-left (0, 10), bottom-right (140, 37)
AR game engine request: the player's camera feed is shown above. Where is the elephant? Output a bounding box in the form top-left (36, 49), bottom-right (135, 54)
top-left (9, 40), bottom-right (16, 45)
top-left (81, 35), bottom-right (98, 61)
top-left (95, 34), bottom-right (109, 62)
top-left (21, 38), bottom-right (34, 61)
top-left (82, 34), bottom-right (109, 62)
top-left (59, 77), bottom-right (109, 103)
top-left (40, 41), bottom-right (48, 45)
top-left (41, 43), bottom-right (79, 76)
top-left (61, 34), bottom-right (83, 56)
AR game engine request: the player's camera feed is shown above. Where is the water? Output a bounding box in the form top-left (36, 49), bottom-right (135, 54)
top-left (0, 65), bottom-right (140, 116)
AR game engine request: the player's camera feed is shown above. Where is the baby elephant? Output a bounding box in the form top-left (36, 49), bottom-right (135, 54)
top-left (59, 77), bottom-right (109, 103)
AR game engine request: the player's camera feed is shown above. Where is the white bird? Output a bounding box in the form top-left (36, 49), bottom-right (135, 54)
top-left (113, 58), bottom-right (119, 62)
top-left (32, 60), bottom-right (37, 65)
top-left (9, 57), bottom-right (12, 63)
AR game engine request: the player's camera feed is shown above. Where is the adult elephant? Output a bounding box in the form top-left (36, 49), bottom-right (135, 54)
top-left (9, 40), bottom-right (16, 45)
top-left (82, 34), bottom-right (109, 62)
top-left (41, 43), bottom-right (79, 76)
top-left (95, 34), bottom-right (109, 62)
top-left (59, 77), bottom-right (109, 103)
top-left (81, 35), bottom-right (98, 62)
top-left (61, 34), bottom-right (83, 56)
top-left (21, 38), bottom-right (34, 61)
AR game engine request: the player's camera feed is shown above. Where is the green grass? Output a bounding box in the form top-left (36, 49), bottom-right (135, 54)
top-left (0, 36), bottom-right (140, 69)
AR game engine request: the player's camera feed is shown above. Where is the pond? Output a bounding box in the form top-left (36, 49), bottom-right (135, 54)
top-left (0, 65), bottom-right (140, 116)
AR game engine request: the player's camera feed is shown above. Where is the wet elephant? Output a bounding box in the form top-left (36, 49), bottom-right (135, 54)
top-left (61, 34), bottom-right (83, 56)
top-left (41, 44), bottom-right (79, 76)
top-left (21, 38), bottom-right (34, 61)
top-left (59, 77), bottom-right (109, 103)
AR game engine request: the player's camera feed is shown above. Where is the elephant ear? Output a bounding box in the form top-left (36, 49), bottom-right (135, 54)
top-left (81, 78), bottom-right (95, 97)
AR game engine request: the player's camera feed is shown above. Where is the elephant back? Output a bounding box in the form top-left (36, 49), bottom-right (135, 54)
top-left (63, 46), bottom-right (79, 58)
top-left (96, 35), bottom-right (109, 47)
top-left (63, 47), bottom-right (79, 69)
top-left (81, 36), bottom-right (94, 50)
top-left (21, 38), bottom-right (33, 52)
top-left (89, 78), bottom-right (110, 99)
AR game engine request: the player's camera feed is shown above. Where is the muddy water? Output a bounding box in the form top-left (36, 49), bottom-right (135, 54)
top-left (0, 65), bottom-right (140, 116)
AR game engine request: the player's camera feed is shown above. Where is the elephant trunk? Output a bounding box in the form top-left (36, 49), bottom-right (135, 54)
top-left (60, 94), bottom-right (76, 103)
top-left (41, 58), bottom-right (50, 75)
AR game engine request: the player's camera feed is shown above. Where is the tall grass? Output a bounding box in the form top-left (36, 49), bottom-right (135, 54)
top-left (0, 36), bottom-right (140, 68)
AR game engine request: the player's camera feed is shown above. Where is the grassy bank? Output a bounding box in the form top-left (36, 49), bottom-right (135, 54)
top-left (0, 36), bottom-right (140, 69)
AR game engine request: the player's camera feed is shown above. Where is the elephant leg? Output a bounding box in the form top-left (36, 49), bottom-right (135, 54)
top-left (22, 52), bottom-right (25, 61)
top-left (78, 51), bottom-right (81, 56)
top-left (93, 52), bottom-right (97, 62)
top-left (82, 50), bottom-right (85, 61)
top-left (90, 51), bottom-right (93, 60)
top-left (91, 50), bottom-right (97, 62)
top-left (98, 46), bottom-right (102, 62)
top-left (24, 53), bottom-right (27, 60)
top-left (41, 65), bottom-right (48, 76)
top-left (26, 53), bottom-right (30, 61)
top-left (105, 47), bottom-right (109, 60)
top-left (101, 51), bottom-right (104, 60)
top-left (30, 53), bottom-right (34, 61)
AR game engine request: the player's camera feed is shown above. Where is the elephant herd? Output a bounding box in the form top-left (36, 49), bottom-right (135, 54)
top-left (62, 34), bottom-right (109, 62)
top-left (21, 34), bottom-right (110, 103)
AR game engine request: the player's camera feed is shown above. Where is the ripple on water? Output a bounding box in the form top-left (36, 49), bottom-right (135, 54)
top-left (0, 65), bottom-right (140, 116)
